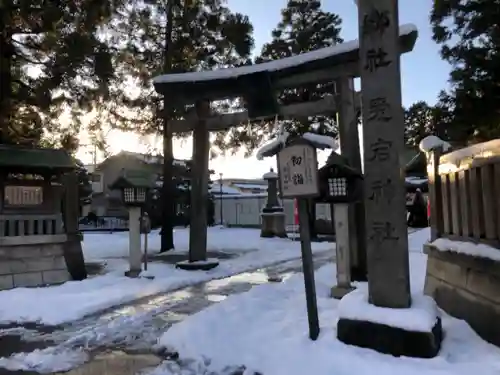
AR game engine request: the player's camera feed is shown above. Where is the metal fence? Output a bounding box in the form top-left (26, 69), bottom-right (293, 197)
top-left (78, 216), bottom-right (129, 232)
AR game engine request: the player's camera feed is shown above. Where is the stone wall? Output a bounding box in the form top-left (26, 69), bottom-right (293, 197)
top-left (424, 244), bottom-right (500, 346)
top-left (0, 235), bottom-right (71, 290)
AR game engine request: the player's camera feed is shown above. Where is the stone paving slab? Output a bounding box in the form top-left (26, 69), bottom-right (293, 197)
top-left (55, 351), bottom-right (162, 375)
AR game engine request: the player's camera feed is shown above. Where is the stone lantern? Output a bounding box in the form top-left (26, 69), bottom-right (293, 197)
top-left (260, 168), bottom-right (287, 238)
top-left (109, 169), bottom-right (155, 277)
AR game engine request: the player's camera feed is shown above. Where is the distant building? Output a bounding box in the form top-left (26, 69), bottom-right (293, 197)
top-left (84, 151), bottom-right (191, 217)
top-left (210, 178), bottom-right (268, 197)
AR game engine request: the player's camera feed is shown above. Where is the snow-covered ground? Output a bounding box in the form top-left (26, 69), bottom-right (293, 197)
top-left (83, 226), bottom-right (301, 261)
top-left (0, 227), bottom-right (332, 325)
top-left (151, 228), bottom-right (500, 375)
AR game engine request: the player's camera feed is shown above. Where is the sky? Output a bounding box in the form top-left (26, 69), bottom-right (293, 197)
top-left (77, 0), bottom-right (451, 179)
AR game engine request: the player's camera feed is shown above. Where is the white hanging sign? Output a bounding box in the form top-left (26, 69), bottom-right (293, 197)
top-left (278, 143), bottom-right (319, 198)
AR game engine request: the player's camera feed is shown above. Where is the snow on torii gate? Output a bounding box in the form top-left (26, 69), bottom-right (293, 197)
top-left (152, 24), bottom-right (417, 268)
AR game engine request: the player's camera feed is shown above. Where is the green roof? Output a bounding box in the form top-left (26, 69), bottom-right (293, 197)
top-left (0, 145), bottom-right (76, 171)
top-left (109, 168), bottom-right (157, 190)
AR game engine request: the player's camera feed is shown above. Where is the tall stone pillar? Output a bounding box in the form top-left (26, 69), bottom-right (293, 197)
top-left (358, 0), bottom-right (410, 309)
top-left (336, 1), bottom-right (442, 359)
top-left (188, 100), bottom-right (210, 262)
top-left (260, 169), bottom-right (287, 238)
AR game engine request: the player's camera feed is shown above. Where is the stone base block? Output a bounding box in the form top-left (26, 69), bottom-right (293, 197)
top-left (337, 316), bottom-right (442, 358)
top-left (125, 269), bottom-right (142, 278)
top-left (176, 259), bottom-right (220, 271)
top-left (336, 288), bottom-right (442, 358)
top-left (330, 285), bottom-right (356, 299)
top-left (260, 213), bottom-right (287, 238)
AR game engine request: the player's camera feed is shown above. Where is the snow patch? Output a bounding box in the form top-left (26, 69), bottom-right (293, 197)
top-left (153, 24), bottom-right (417, 84)
top-left (337, 288), bottom-right (439, 332)
top-left (419, 135), bottom-right (452, 153)
top-left (431, 238), bottom-right (500, 262)
top-left (0, 348), bottom-right (88, 374)
top-left (303, 132), bottom-right (337, 149)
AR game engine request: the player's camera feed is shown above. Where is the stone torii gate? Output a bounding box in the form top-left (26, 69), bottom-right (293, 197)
top-left (152, 25), bottom-right (417, 270)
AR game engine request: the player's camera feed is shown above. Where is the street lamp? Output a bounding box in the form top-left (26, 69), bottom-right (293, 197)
top-left (219, 172), bottom-right (223, 225)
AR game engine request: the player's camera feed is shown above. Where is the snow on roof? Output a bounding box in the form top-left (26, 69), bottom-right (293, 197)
top-left (418, 136), bottom-right (452, 153)
top-left (232, 183), bottom-right (267, 190)
top-left (119, 150), bottom-right (189, 167)
top-left (303, 132), bottom-right (337, 149)
top-left (405, 176), bottom-right (428, 186)
top-left (256, 131), bottom-right (289, 160)
top-left (153, 24), bottom-right (417, 85)
top-left (257, 132), bottom-right (336, 160)
top-left (263, 170), bottom-right (278, 179)
top-left (431, 238), bottom-right (500, 262)
top-left (210, 184), bottom-right (242, 195)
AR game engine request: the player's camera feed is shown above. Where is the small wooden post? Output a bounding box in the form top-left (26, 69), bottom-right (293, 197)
top-left (297, 198), bottom-right (320, 340)
top-left (143, 231), bottom-right (148, 271)
top-left (142, 213), bottom-right (150, 272)
top-left (331, 203), bottom-right (355, 299)
top-left (427, 147), bottom-right (443, 241)
top-left (189, 100), bottom-right (211, 262)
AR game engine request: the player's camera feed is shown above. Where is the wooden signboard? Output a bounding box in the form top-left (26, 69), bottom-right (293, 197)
top-left (278, 142), bottom-right (319, 198)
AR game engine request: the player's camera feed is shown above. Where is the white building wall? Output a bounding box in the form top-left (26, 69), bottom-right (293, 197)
top-left (213, 195), bottom-right (331, 228)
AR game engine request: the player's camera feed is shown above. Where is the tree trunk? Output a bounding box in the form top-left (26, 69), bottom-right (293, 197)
top-left (0, 3), bottom-right (12, 144)
top-left (160, 0), bottom-right (175, 252)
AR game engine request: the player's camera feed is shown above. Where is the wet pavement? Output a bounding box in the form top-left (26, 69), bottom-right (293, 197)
top-left (0, 251), bottom-right (334, 375)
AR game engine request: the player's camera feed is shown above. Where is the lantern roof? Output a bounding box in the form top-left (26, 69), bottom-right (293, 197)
top-left (319, 151), bottom-right (363, 179)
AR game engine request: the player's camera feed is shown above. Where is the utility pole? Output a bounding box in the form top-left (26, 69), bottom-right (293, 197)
top-left (160, 0), bottom-right (175, 252)
top-left (219, 173), bottom-right (223, 225)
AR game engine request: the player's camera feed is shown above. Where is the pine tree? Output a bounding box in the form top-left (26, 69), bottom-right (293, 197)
top-left (404, 101), bottom-right (439, 148)
top-left (431, 0), bottom-right (500, 144)
top-left (0, 0), bottom-right (123, 146)
top-left (108, 0), bottom-right (253, 250)
top-left (74, 158), bottom-right (93, 207)
top-left (108, 0), bottom-right (254, 135)
top-left (216, 0), bottom-right (343, 153)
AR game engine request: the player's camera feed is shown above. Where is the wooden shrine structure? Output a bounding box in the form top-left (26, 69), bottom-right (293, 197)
top-left (0, 145), bottom-right (87, 290)
top-left (153, 24), bottom-right (418, 270)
